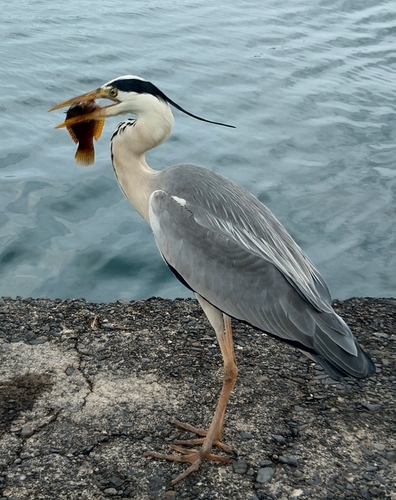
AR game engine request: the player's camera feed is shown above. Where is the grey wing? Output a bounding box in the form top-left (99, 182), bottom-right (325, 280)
top-left (160, 164), bottom-right (333, 315)
top-left (148, 189), bottom-right (359, 363)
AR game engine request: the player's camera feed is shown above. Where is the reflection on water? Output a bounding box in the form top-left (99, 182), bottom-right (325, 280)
top-left (1, 0), bottom-right (395, 301)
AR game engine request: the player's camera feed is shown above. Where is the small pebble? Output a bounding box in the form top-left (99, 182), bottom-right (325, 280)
top-left (374, 332), bottom-right (389, 339)
top-left (232, 460), bottom-right (248, 474)
top-left (103, 488), bottom-right (117, 495)
top-left (291, 489), bottom-right (303, 498)
top-left (362, 403), bottom-right (381, 412)
top-left (279, 456), bottom-right (298, 467)
top-left (273, 434), bottom-right (286, 445)
top-left (256, 467), bottom-right (274, 483)
top-left (20, 427), bottom-right (33, 438)
top-left (110, 476), bottom-right (124, 487)
top-left (373, 443), bottom-right (386, 451)
top-left (360, 488), bottom-right (370, 499)
top-left (240, 432), bottom-right (254, 440)
top-left (374, 474), bottom-right (386, 485)
top-left (25, 331), bottom-right (36, 341)
top-left (291, 377), bottom-right (306, 384)
top-left (370, 487), bottom-right (383, 496)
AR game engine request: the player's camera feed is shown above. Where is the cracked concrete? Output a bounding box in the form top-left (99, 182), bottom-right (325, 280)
top-left (0, 296), bottom-right (395, 499)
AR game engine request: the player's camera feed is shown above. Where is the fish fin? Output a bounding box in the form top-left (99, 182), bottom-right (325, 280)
top-left (66, 125), bottom-right (79, 144)
top-left (93, 119), bottom-right (105, 141)
top-left (75, 146), bottom-right (95, 167)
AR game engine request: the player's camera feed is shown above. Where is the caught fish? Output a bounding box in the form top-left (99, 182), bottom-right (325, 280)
top-left (65, 101), bottom-right (105, 166)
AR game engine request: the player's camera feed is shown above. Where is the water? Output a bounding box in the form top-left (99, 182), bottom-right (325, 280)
top-left (1, 0), bottom-right (395, 302)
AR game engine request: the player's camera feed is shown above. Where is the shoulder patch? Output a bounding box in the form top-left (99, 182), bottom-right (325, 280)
top-left (171, 195), bottom-right (187, 207)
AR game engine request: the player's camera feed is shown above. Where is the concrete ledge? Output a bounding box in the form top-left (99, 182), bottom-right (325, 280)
top-left (0, 297), bottom-right (395, 499)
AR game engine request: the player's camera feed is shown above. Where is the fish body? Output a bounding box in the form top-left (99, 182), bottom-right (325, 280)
top-left (65, 101), bottom-right (105, 166)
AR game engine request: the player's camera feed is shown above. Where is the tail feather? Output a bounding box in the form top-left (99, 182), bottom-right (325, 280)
top-left (310, 354), bottom-right (345, 381)
top-left (312, 316), bottom-right (376, 379)
top-left (311, 347), bottom-right (375, 380)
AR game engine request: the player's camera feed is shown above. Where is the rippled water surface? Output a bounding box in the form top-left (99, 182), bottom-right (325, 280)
top-left (1, 0), bottom-right (395, 302)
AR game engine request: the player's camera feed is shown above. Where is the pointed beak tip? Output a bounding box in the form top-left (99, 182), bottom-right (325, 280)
top-left (48, 88), bottom-right (105, 113)
top-left (48, 103), bottom-right (62, 113)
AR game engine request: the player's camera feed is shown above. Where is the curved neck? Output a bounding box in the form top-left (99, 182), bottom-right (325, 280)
top-left (110, 99), bottom-right (174, 223)
top-left (111, 150), bottom-right (158, 223)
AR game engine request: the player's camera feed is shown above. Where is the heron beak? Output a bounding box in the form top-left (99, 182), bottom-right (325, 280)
top-left (48, 88), bottom-right (118, 129)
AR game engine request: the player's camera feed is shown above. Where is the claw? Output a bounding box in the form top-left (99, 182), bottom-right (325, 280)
top-left (171, 459), bottom-right (202, 485)
top-left (169, 444), bottom-right (199, 454)
top-left (144, 419), bottom-right (234, 483)
top-left (171, 419), bottom-right (208, 437)
top-left (173, 437), bottom-right (234, 454)
top-left (144, 449), bottom-right (195, 463)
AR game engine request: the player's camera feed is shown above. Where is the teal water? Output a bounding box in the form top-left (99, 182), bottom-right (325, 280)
top-left (1, 0), bottom-right (395, 302)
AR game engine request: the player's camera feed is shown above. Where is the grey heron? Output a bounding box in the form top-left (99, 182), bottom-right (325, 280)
top-left (50, 75), bottom-right (375, 484)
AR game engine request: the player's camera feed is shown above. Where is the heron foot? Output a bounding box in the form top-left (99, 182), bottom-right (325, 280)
top-left (144, 419), bottom-right (235, 485)
top-left (171, 419), bottom-right (234, 454)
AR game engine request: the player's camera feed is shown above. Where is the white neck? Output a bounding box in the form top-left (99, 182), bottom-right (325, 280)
top-left (110, 98), bottom-right (174, 223)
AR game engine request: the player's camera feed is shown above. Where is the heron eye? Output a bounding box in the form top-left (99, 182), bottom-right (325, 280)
top-left (109, 88), bottom-right (118, 98)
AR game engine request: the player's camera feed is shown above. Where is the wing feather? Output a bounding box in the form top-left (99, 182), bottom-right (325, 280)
top-left (148, 189), bottom-right (358, 359)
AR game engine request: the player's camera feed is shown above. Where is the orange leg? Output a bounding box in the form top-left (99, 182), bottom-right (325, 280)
top-left (144, 295), bottom-right (238, 485)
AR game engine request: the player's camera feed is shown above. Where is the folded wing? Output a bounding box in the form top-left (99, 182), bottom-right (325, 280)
top-left (148, 183), bottom-right (374, 380)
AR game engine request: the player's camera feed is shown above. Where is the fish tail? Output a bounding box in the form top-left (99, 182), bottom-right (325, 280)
top-left (75, 144), bottom-right (95, 166)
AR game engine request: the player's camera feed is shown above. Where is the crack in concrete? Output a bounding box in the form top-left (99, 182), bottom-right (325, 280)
top-left (73, 338), bottom-right (94, 409)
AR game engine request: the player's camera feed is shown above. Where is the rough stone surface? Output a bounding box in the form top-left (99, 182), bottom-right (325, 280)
top-left (256, 467), bottom-right (275, 483)
top-left (0, 296), bottom-right (395, 499)
top-left (232, 460), bottom-right (248, 474)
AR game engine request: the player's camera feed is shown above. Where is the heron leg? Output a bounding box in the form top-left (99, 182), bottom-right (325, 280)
top-left (144, 295), bottom-right (238, 485)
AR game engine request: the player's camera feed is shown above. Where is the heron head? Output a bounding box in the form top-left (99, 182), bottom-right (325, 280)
top-left (49, 75), bottom-right (164, 128)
